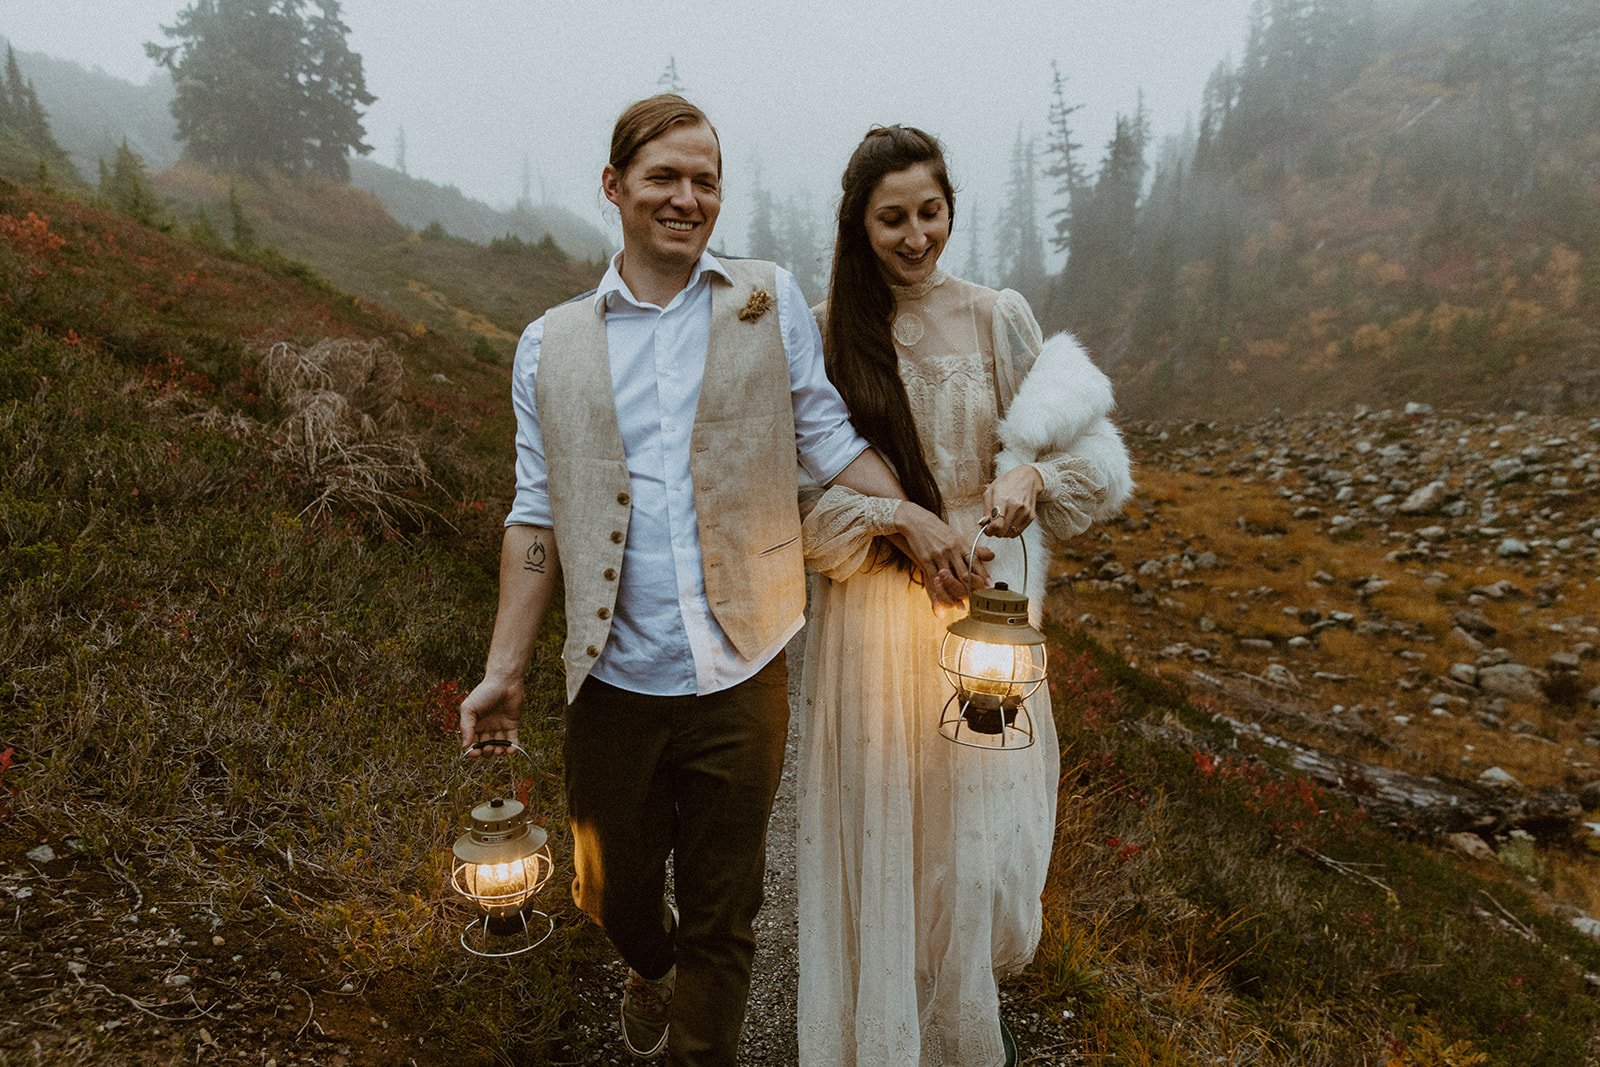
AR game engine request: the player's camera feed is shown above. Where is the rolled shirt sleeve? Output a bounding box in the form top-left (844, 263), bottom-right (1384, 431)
top-left (776, 267), bottom-right (868, 485)
top-left (505, 317), bottom-right (553, 528)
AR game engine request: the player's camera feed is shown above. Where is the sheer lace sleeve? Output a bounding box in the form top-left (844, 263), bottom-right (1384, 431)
top-left (799, 478), bottom-right (901, 582)
top-left (990, 288), bottom-right (1045, 409)
top-left (1024, 425), bottom-right (1133, 544)
top-left (992, 293), bottom-right (1133, 546)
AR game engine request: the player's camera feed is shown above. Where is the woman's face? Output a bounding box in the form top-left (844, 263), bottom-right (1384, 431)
top-left (863, 162), bottom-right (949, 288)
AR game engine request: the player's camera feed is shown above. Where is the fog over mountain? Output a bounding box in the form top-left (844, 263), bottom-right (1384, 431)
top-left (4, 0), bottom-right (1254, 260)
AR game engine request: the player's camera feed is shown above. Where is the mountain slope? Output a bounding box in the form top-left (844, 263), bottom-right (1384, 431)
top-left (153, 160), bottom-right (596, 358)
top-left (8, 40), bottom-right (608, 260)
top-left (1050, 0), bottom-right (1600, 422)
top-left (349, 157), bottom-right (608, 261)
top-left (6, 173), bottom-right (1600, 1064)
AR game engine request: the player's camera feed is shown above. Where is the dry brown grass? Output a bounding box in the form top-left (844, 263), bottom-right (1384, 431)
top-left (257, 337), bottom-right (443, 532)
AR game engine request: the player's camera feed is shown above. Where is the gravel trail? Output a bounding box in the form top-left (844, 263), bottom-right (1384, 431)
top-left (563, 620), bottom-right (1076, 1064)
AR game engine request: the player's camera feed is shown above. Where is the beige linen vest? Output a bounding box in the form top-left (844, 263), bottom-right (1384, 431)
top-left (535, 259), bottom-right (805, 703)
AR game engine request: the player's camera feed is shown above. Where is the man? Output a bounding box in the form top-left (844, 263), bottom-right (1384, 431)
top-left (459, 95), bottom-right (974, 1065)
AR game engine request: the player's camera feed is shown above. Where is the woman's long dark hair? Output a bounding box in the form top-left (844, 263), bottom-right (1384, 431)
top-left (825, 126), bottom-right (955, 539)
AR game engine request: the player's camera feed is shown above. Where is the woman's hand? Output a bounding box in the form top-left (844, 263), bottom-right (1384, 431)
top-left (892, 502), bottom-right (992, 607)
top-left (982, 465), bottom-right (1043, 539)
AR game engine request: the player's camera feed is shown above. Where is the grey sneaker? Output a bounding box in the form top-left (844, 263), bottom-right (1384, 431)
top-left (620, 965), bottom-right (674, 1058)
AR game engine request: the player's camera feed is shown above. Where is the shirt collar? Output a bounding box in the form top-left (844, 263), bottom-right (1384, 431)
top-left (593, 250), bottom-right (732, 314)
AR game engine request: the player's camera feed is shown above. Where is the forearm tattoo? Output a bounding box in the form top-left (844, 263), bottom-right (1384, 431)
top-left (522, 538), bottom-right (547, 574)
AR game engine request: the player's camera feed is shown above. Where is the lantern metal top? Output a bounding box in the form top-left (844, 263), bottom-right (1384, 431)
top-left (452, 796), bottom-right (550, 866)
top-left (946, 583), bottom-right (1045, 646)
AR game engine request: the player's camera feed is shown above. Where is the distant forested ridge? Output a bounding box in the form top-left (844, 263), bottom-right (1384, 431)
top-left (1033, 0), bottom-right (1600, 419)
top-left (348, 158), bottom-right (608, 262)
top-left (0, 43), bottom-right (74, 180)
top-left (3, 41), bottom-right (605, 261)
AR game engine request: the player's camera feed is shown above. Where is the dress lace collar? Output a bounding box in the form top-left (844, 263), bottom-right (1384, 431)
top-left (889, 269), bottom-right (948, 302)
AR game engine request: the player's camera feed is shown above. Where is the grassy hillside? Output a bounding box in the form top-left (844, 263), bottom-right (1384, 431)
top-left (6, 172), bottom-right (1600, 1063)
top-left (0, 174), bottom-right (599, 1063)
top-left (152, 161), bottom-right (598, 362)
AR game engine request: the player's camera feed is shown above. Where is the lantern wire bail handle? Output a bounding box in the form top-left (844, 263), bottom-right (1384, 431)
top-left (450, 739), bottom-right (555, 958)
top-left (460, 737), bottom-right (532, 784)
top-left (939, 513), bottom-right (1041, 749)
top-left (964, 513), bottom-right (1028, 595)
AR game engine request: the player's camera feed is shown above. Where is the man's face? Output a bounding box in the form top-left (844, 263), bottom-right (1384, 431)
top-left (602, 122), bottom-right (722, 281)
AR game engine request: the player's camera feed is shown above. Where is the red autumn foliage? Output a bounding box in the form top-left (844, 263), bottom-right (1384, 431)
top-left (423, 679), bottom-right (465, 737)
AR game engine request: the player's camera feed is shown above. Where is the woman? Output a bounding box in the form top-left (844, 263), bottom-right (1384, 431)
top-left (797, 126), bottom-right (1132, 1066)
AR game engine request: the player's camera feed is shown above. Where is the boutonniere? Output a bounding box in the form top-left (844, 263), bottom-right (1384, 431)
top-left (738, 288), bottom-right (774, 323)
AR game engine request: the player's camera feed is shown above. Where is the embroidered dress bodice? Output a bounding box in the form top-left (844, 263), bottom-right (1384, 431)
top-left (889, 270), bottom-right (1001, 511)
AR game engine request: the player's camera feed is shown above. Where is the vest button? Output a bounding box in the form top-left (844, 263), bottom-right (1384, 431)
top-left (586, 645), bottom-right (600, 657)
top-left (603, 568), bottom-right (617, 581)
top-left (597, 607), bottom-right (611, 620)
top-left (617, 492), bottom-right (631, 506)
top-left (610, 530), bottom-right (624, 544)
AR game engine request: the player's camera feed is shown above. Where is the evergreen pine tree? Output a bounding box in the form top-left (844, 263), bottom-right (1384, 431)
top-left (1043, 60), bottom-right (1087, 254)
top-left (997, 127), bottom-right (1046, 302)
top-left (2, 46), bottom-right (69, 165)
top-left (1059, 111), bottom-right (1148, 339)
top-left (746, 162), bottom-right (781, 262)
top-left (147, 0), bottom-right (375, 178)
top-left (658, 56), bottom-right (684, 93)
top-left (3, 47), bottom-right (25, 130)
top-left (229, 184), bottom-right (258, 251)
top-left (961, 200), bottom-right (986, 287)
top-left (301, 0), bottom-right (374, 179)
top-left (778, 194), bottom-right (823, 301)
top-left (100, 140), bottom-right (162, 224)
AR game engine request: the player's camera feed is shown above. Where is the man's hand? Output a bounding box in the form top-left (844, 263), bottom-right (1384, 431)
top-left (983, 465), bottom-right (1043, 539)
top-left (459, 674), bottom-right (524, 756)
top-left (893, 502), bottom-right (993, 607)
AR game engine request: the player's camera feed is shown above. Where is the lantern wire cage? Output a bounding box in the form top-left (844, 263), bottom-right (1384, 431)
top-left (449, 741), bottom-right (556, 958)
top-left (936, 520), bottom-right (1047, 751)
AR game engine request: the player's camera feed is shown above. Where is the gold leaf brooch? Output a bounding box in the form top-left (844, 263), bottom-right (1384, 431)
top-left (738, 288), bottom-right (774, 323)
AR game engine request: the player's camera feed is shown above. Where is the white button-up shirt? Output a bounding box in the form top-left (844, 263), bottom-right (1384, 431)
top-left (507, 252), bottom-right (867, 696)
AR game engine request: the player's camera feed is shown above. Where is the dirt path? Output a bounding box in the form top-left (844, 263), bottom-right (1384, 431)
top-left (733, 628), bottom-right (805, 1065)
top-left (567, 620), bottom-right (1076, 1065)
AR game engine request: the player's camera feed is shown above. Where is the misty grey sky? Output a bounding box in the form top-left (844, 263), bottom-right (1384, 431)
top-left (5, 0), bottom-right (1255, 263)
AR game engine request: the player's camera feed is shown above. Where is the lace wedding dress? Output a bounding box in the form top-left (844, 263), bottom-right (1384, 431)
top-left (796, 271), bottom-right (1127, 1066)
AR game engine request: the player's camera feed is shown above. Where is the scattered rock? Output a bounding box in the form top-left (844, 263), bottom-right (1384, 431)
top-left (25, 845), bottom-right (55, 864)
top-left (1448, 663), bottom-right (1479, 686)
top-left (1547, 652), bottom-right (1581, 673)
top-left (1478, 663), bottom-right (1546, 702)
top-left (1452, 610), bottom-right (1497, 639)
top-left (1445, 832), bottom-right (1495, 861)
top-left (1478, 766), bottom-right (1522, 788)
top-left (1497, 537), bottom-right (1531, 558)
top-left (1399, 480), bottom-right (1449, 514)
top-left (1263, 663), bottom-right (1300, 689)
top-left (1573, 917), bottom-right (1600, 941)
